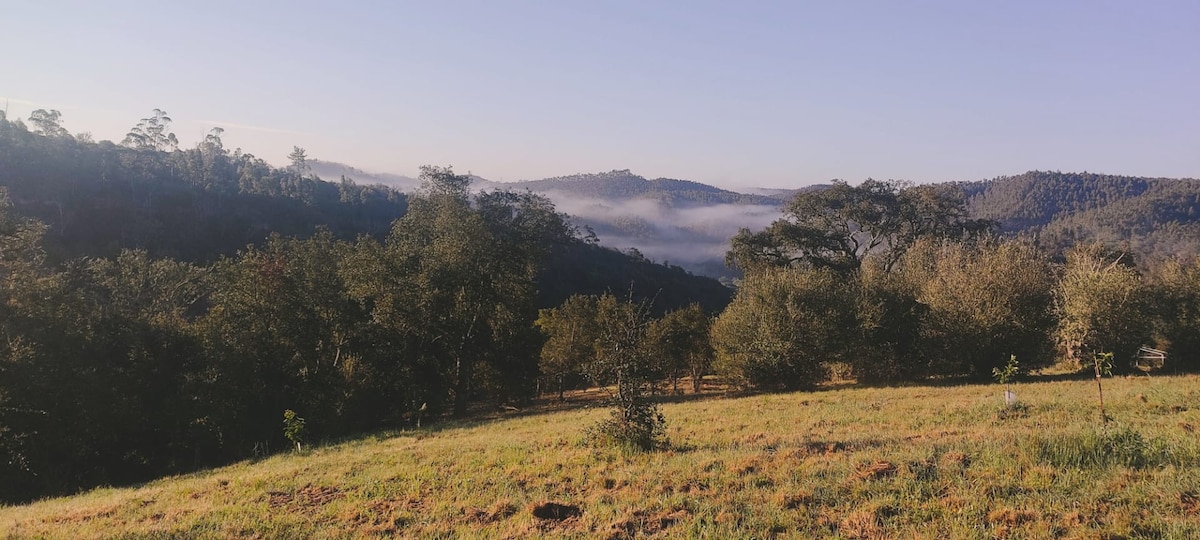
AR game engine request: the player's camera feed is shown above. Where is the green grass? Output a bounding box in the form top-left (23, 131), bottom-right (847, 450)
top-left (3, 375), bottom-right (1199, 539)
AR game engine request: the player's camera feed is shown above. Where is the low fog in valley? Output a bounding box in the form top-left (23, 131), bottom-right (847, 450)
top-left (311, 160), bottom-right (785, 277)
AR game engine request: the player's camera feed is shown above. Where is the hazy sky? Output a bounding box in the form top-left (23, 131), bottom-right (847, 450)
top-left (3, 1), bottom-right (1197, 188)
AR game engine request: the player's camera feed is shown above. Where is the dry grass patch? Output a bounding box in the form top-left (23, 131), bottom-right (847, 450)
top-left (854, 460), bottom-right (898, 480)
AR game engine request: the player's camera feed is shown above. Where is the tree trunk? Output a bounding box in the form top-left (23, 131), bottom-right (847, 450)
top-left (453, 355), bottom-right (473, 417)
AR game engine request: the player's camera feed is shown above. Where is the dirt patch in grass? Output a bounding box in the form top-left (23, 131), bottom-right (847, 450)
top-left (606, 508), bottom-right (691, 540)
top-left (267, 484), bottom-right (344, 509)
top-left (940, 451), bottom-right (971, 468)
top-left (678, 480), bottom-right (709, 493)
top-left (731, 458), bottom-right (760, 476)
top-left (1181, 491), bottom-right (1200, 515)
top-left (854, 461), bottom-right (897, 481)
top-left (530, 501), bottom-right (581, 521)
top-left (339, 497), bottom-right (422, 535)
top-left (778, 490), bottom-right (814, 509)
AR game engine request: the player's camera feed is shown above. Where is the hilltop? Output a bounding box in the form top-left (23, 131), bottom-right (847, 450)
top-left (4, 374), bottom-right (1198, 538)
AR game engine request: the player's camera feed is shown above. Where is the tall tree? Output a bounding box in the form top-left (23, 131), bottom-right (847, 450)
top-left (27, 109), bottom-right (69, 138)
top-left (288, 146), bottom-right (309, 176)
top-left (123, 109), bottom-right (178, 151)
top-left (355, 165), bottom-right (572, 416)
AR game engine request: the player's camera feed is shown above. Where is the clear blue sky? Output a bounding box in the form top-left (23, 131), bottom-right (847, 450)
top-left (3, 0), bottom-right (1197, 188)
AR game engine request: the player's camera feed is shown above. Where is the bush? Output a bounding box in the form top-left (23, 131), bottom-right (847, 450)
top-left (587, 400), bottom-right (667, 451)
top-left (711, 268), bottom-right (855, 390)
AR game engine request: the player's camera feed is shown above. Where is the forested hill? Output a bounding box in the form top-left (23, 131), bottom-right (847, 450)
top-left (508, 169), bottom-right (779, 206)
top-left (964, 171), bottom-right (1200, 259)
top-left (0, 117), bottom-right (409, 264)
top-left (0, 113), bottom-right (729, 311)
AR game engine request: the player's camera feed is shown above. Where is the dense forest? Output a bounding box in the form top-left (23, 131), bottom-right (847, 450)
top-left (2, 108), bottom-right (1199, 505)
top-left (964, 170), bottom-right (1200, 259)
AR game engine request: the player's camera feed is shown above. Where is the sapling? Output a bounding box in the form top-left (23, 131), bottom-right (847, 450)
top-left (1092, 352), bottom-right (1114, 425)
top-left (282, 409), bottom-right (307, 451)
top-left (992, 355), bottom-right (1021, 407)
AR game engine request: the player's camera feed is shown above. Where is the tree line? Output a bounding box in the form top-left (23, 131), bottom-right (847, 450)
top-left (0, 111), bottom-right (728, 503)
top-left (712, 179), bottom-right (1200, 388)
top-left (536, 179), bottom-right (1200, 400)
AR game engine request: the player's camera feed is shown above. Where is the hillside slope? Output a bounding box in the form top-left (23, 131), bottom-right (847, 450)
top-left (4, 375), bottom-right (1198, 539)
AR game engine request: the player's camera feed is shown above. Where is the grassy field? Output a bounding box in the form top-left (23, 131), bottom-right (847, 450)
top-left (3, 374), bottom-right (1199, 539)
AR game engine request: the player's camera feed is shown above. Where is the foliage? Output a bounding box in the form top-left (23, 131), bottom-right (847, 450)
top-left (851, 262), bottom-right (928, 382)
top-left (0, 110), bottom-right (410, 264)
top-left (964, 170), bottom-right (1200, 261)
top-left (27, 109), bottom-right (69, 138)
top-left (122, 109), bottom-right (179, 151)
top-left (903, 238), bottom-right (1057, 377)
top-left (992, 355), bottom-right (1021, 386)
top-left (535, 294), bottom-right (600, 399)
top-left (1149, 256), bottom-right (1200, 372)
top-left (646, 303), bottom-right (713, 393)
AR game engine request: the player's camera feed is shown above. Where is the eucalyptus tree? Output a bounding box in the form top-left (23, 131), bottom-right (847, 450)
top-left (727, 180), bottom-right (992, 274)
top-left (123, 109), bottom-right (178, 151)
top-left (27, 109), bottom-right (69, 138)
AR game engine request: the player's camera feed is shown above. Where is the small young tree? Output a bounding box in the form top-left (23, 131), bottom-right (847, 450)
top-left (282, 409), bottom-right (307, 451)
top-left (586, 294), bottom-right (666, 451)
top-left (992, 355), bottom-right (1021, 407)
top-left (1092, 352), bottom-right (1114, 425)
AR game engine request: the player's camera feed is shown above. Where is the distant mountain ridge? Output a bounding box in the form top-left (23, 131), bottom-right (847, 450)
top-left (311, 161), bottom-right (1200, 275)
top-left (504, 169), bottom-right (783, 206)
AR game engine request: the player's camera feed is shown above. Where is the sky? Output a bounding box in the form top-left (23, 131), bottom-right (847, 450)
top-left (3, 0), bottom-right (1198, 189)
